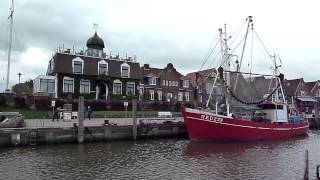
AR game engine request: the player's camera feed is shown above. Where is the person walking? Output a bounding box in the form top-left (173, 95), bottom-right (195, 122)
top-left (87, 106), bottom-right (92, 120)
top-left (52, 107), bottom-right (59, 122)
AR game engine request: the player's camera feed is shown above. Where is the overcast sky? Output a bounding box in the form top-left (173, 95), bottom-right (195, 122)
top-left (0, 0), bottom-right (320, 91)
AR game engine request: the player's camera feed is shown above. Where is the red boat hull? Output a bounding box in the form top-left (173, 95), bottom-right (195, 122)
top-left (181, 106), bottom-right (309, 141)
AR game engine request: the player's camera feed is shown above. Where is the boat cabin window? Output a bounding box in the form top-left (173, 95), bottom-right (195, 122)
top-left (258, 104), bottom-right (284, 110)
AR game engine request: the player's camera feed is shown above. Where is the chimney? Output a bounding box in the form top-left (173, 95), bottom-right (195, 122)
top-left (144, 64), bottom-right (150, 69)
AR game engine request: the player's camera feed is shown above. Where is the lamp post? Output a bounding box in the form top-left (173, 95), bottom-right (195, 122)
top-left (18, 72), bottom-right (22, 84)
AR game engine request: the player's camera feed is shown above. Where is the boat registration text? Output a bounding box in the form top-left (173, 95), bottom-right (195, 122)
top-left (200, 115), bottom-right (223, 123)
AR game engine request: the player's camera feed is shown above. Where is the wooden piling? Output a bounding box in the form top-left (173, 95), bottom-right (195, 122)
top-left (304, 150), bottom-right (309, 180)
top-left (78, 96), bottom-right (84, 143)
top-left (132, 99), bottom-right (137, 140)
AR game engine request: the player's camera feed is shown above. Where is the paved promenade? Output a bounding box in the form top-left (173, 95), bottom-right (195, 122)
top-left (24, 117), bottom-right (183, 128)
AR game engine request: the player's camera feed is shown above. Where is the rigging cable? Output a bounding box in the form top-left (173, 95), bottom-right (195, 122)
top-left (253, 29), bottom-right (274, 63)
top-left (198, 31), bottom-right (219, 71)
top-left (228, 19), bottom-right (248, 47)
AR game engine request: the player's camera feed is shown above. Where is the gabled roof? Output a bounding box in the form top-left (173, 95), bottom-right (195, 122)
top-left (305, 81), bottom-right (317, 93)
top-left (184, 68), bottom-right (215, 87)
top-left (142, 68), bottom-right (163, 77)
top-left (285, 78), bottom-right (302, 96)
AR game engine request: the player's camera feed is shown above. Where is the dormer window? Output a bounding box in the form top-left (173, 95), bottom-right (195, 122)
top-left (98, 60), bottom-right (108, 75)
top-left (149, 77), bottom-right (156, 85)
top-left (121, 63), bottom-right (130, 78)
top-left (72, 57), bottom-right (84, 74)
top-left (183, 80), bottom-right (189, 88)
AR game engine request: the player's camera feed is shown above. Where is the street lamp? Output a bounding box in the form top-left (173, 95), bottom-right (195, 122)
top-left (18, 72), bottom-right (22, 83)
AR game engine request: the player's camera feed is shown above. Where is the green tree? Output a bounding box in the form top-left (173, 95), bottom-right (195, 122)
top-left (12, 82), bottom-right (32, 94)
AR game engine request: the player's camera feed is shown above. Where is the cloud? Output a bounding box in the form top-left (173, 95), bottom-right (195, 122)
top-left (0, 0), bottom-right (320, 91)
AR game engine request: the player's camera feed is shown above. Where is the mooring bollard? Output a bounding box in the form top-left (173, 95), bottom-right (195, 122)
top-left (132, 98), bottom-right (137, 140)
top-left (78, 96), bottom-right (84, 143)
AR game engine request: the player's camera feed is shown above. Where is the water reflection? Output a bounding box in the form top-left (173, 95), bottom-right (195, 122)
top-left (0, 133), bottom-right (318, 179)
top-left (186, 135), bottom-right (308, 158)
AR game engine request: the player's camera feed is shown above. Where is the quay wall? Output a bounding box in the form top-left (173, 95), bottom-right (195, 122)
top-left (0, 123), bottom-right (187, 147)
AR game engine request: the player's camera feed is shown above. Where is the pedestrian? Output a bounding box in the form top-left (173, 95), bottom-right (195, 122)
top-left (87, 106), bottom-right (92, 120)
top-left (52, 107), bottom-right (59, 122)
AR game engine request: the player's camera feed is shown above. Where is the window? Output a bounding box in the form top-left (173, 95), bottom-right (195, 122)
top-left (183, 80), bottom-right (189, 88)
top-left (162, 80), bottom-right (165, 86)
top-left (127, 82), bottom-right (135, 96)
top-left (40, 79), bottom-right (55, 93)
top-left (63, 77), bottom-right (74, 93)
top-left (139, 86), bottom-right (144, 96)
top-left (113, 80), bottom-right (122, 95)
top-left (72, 57), bottom-right (84, 74)
top-left (121, 63), bottom-right (130, 78)
top-left (167, 93), bottom-right (173, 102)
top-left (206, 83), bottom-right (212, 94)
top-left (166, 80), bottom-right (168, 86)
top-left (80, 79), bottom-right (90, 94)
top-left (150, 90), bottom-right (154, 100)
top-left (178, 92), bottom-right (183, 101)
top-left (157, 90), bottom-right (162, 101)
top-left (98, 61), bottom-right (108, 75)
top-left (199, 95), bottom-right (202, 103)
top-left (185, 92), bottom-right (190, 102)
top-left (300, 90), bottom-right (305, 96)
top-left (149, 77), bottom-right (156, 85)
top-left (317, 90), bottom-right (320, 97)
top-left (169, 81), bottom-right (172, 86)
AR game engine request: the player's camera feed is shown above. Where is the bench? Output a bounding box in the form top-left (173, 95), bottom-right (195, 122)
top-left (158, 112), bottom-right (172, 118)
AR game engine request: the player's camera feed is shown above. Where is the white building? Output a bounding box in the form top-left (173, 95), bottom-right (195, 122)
top-left (33, 75), bottom-right (57, 97)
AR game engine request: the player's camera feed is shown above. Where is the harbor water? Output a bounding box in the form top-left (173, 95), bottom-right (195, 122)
top-left (0, 131), bottom-right (320, 180)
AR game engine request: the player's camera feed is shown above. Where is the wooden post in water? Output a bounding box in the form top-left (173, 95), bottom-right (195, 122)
top-left (304, 150), bottom-right (309, 180)
top-left (132, 98), bottom-right (137, 140)
top-left (78, 96), bottom-right (84, 143)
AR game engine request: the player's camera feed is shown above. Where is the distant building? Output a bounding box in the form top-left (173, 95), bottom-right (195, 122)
top-left (42, 31), bottom-right (141, 101)
top-left (140, 63), bottom-right (194, 103)
top-left (184, 68), bottom-right (216, 107)
top-left (285, 78), bottom-right (318, 117)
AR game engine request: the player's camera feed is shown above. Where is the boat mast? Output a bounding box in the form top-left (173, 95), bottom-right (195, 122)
top-left (219, 24), bottom-right (231, 116)
top-left (239, 16), bottom-right (253, 71)
top-left (6, 0), bottom-right (14, 92)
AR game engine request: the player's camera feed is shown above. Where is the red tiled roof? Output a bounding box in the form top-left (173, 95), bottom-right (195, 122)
top-left (184, 68), bottom-right (215, 87)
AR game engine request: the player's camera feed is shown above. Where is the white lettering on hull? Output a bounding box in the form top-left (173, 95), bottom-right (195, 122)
top-left (200, 114), bottom-right (223, 123)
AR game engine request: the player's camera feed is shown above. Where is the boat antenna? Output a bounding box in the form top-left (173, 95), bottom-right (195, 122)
top-left (5, 0), bottom-right (14, 92)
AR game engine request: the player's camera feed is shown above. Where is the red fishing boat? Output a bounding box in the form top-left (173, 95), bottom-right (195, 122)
top-left (181, 16), bottom-right (309, 141)
top-left (181, 104), bottom-right (309, 141)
